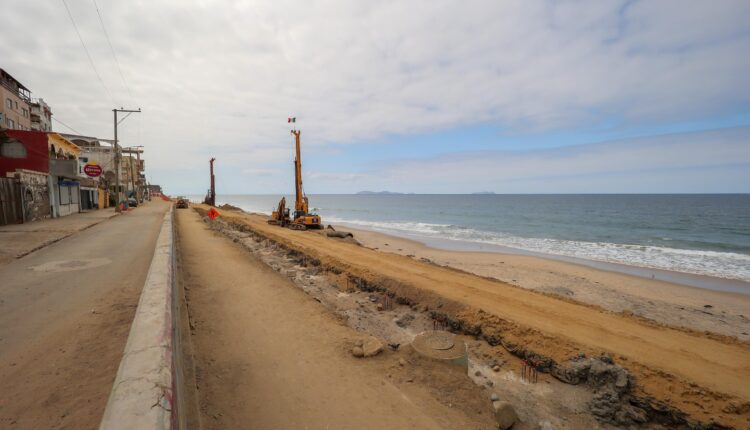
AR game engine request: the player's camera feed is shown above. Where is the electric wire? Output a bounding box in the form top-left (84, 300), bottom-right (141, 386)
top-left (60, 0), bottom-right (116, 106)
top-left (91, 0), bottom-right (133, 102)
top-left (52, 117), bottom-right (84, 135)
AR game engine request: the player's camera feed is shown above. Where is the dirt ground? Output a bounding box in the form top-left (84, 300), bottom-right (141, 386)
top-left (348, 227), bottom-right (750, 340)
top-left (175, 208), bottom-right (499, 429)
top-left (197, 206), bottom-right (750, 429)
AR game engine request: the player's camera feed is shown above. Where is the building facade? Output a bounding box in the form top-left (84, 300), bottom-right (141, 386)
top-left (47, 133), bottom-right (83, 217)
top-left (29, 98), bottom-right (52, 132)
top-left (0, 68), bottom-right (32, 131)
top-left (0, 129), bottom-right (51, 224)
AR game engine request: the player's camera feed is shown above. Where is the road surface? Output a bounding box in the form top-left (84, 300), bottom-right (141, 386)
top-left (0, 200), bottom-right (170, 429)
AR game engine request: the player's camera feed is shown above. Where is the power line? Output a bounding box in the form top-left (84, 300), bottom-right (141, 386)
top-left (91, 0), bottom-right (133, 102)
top-left (52, 117), bottom-right (84, 135)
top-left (61, 0), bottom-right (116, 106)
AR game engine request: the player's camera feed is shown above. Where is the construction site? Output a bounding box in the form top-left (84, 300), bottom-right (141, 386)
top-left (168, 126), bottom-right (750, 429)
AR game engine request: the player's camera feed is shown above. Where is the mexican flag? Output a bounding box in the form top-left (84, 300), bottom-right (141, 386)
top-left (288, 117), bottom-right (296, 123)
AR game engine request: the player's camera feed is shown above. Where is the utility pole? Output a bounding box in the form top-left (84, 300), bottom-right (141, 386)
top-left (113, 107), bottom-right (141, 210)
top-left (136, 150), bottom-right (142, 202)
top-left (209, 157), bottom-right (216, 206)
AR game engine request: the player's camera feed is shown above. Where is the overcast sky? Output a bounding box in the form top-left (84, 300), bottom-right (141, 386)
top-left (2, 0), bottom-right (749, 194)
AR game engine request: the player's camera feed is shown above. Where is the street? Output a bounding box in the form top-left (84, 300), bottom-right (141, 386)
top-left (0, 200), bottom-right (169, 429)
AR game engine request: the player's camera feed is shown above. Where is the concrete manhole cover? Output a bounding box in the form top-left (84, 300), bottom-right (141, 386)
top-left (412, 330), bottom-right (468, 368)
top-left (29, 258), bottom-right (112, 273)
top-left (424, 333), bottom-right (455, 350)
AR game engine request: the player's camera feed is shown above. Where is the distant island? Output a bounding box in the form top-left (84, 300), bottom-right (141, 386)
top-left (472, 191), bottom-right (496, 195)
top-left (356, 191), bottom-right (405, 195)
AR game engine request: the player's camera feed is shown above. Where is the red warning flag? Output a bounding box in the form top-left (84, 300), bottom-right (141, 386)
top-left (207, 208), bottom-right (220, 220)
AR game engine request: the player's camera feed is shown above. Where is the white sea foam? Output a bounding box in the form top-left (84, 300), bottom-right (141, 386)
top-left (327, 217), bottom-right (750, 282)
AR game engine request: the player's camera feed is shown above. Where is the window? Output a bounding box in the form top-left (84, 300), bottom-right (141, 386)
top-left (0, 138), bottom-right (27, 158)
top-left (5, 98), bottom-right (11, 109)
top-left (7, 119), bottom-right (15, 128)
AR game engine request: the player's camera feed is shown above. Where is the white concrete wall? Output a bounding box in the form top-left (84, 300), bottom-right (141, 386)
top-left (99, 207), bottom-right (177, 430)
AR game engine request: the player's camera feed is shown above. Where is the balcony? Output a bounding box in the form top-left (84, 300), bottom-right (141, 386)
top-left (49, 159), bottom-right (79, 179)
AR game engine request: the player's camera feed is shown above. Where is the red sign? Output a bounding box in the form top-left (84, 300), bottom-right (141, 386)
top-left (207, 208), bottom-right (220, 220)
top-left (83, 163), bottom-right (103, 177)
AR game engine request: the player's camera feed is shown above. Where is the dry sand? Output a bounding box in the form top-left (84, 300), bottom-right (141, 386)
top-left (347, 227), bottom-right (750, 340)
top-left (176, 208), bottom-right (499, 429)
top-left (199, 206), bottom-right (750, 429)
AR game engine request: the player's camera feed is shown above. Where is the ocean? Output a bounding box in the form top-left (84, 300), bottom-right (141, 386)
top-left (193, 194), bottom-right (750, 286)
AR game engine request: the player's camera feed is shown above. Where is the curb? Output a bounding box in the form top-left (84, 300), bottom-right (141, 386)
top-left (99, 206), bottom-right (182, 429)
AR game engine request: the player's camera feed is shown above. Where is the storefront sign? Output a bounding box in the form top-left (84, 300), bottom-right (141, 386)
top-left (83, 163), bottom-right (103, 177)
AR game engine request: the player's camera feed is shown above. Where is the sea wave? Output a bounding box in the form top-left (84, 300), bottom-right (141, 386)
top-left (326, 217), bottom-right (750, 282)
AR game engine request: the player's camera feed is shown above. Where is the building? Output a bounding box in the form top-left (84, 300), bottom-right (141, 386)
top-left (29, 98), bottom-right (52, 132)
top-left (0, 68), bottom-right (32, 131)
top-left (60, 134), bottom-right (117, 208)
top-left (47, 133), bottom-right (82, 217)
top-left (0, 129), bottom-right (51, 224)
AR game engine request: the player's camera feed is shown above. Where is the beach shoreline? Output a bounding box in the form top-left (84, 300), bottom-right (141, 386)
top-left (225, 206), bottom-right (750, 340)
top-left (332, 221), bottom-right (750, 293)
top-left (334, 223), bottom-right (750, 340)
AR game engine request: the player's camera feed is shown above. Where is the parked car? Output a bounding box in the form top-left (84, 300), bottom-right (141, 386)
top-left (127, 198), bottom-right (139, 207)
top-left (176, 197), bottom-right (189, 209)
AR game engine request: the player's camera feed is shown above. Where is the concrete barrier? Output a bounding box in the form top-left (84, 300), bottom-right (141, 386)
top-left (100, 206), bottom-right (181, 429)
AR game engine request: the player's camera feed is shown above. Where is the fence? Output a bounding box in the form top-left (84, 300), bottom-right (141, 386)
top-left (0, 177), bottom-right (22, 225)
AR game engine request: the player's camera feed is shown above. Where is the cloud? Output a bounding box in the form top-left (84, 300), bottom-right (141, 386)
top-left (1, 1), bottom-right (749, 192)
top-left (308, 127), bottom-right (750, 193)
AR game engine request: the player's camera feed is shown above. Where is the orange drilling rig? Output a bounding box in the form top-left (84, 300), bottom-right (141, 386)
top-left (268, 129), bottom-right (321, 230)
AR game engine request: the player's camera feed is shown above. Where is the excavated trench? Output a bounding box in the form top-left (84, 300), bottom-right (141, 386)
top-left (196, 208), bottom-right (733, 430)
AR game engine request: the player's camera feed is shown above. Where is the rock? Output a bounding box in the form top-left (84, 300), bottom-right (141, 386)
top-left (395, 313), bottom-right (415, 328)
top-left (376, 303), bottom-right (384, 311)
top-left (362, 337), bottom-right (384, 357)
top-left (492, 365), bottom-right (501, 372)
top-left (590, 388), bottom-right (619, 419)
top-left (474, 370), bottom-right (482, 377)
top-left (351, 346), bottom-right (364, 358)
top-left (490, 393), bottom-right (499, 401)
top-left (722, 401), bottom-right (750, 414)
top-left (492, 401), bottom-right (517, 429)
top-left (538, 421), bottom-right (557, 430)
top-left (399, 358), bottom-right (406, 366)
top-left (600, 354), bottom-right (614, 364)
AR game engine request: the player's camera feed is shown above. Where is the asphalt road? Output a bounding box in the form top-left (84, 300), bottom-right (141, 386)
top-left (0, 200), bottom-right (170, 430)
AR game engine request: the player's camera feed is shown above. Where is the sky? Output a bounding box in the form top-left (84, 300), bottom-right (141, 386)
top-left (1, 0), bottom-right (749, 194)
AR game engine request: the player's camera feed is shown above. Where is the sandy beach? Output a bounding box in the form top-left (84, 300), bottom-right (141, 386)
top-left (200, 205), bottom-right (750, 429)
top-left (346, 226), bottom-right (750, 340)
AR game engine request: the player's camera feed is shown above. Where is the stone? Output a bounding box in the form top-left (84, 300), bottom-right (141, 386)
top-left (351, 346), bottom-right (364, 358)
top-left (492, 401), bottom-right (517, 430)
top-left (490, 393), bottom-right (499, 401)
top-left (399, 358), bottom-right (406, 367)
top-left (362, 337), bottom-right (384, 357)
top-left (376, 303), bottom-right (384, 311)
top-left (493, 365), bottom-right (501, 372)
top-left (474, 370), bottom-right (482, 376)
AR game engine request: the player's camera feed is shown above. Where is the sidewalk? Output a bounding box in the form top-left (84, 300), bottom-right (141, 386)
top-left (0, 207), bottom-right (119, 265)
